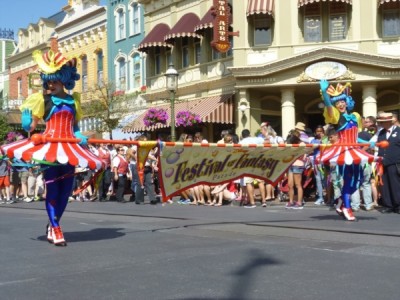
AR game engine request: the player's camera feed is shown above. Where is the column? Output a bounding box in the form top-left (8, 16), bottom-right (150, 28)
top-left (236, 89), bottom-right (250, 134)
top-left (281, 89), bottom-right (295, 138)
top-left (362, 85), bottom-right (377, 118)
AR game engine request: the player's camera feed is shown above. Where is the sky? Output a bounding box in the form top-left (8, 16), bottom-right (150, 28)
top-left (0, 0), bottom-right (106, 38)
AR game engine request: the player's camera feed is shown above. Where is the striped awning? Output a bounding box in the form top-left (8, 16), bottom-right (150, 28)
top-left (247, 0), bottom-right (275, 16)
top-left (378, 0), bottom-right (400, 6)
top-left (298, 0), bottom-right (352, 7)
top-left (122, 94), bottom-right (234, 133)
top-left (138, 23), bottom-right (172, 52)
top-left (194, 7), bottom-right (215, 32)
top-left (164, 13), bottom-right (202, 42)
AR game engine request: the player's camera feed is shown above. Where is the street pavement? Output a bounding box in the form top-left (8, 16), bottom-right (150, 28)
top-left (1, 198), bottom-right (399, 300)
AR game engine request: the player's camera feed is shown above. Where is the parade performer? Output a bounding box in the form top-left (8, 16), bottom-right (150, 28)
top-left (1, 50), bottom-right (104, 246)
top-left (318, 80), bottom-right (376, 221)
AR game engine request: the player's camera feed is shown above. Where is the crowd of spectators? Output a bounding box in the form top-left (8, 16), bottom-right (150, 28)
top-left (1, 111), bottom-right (398, 213)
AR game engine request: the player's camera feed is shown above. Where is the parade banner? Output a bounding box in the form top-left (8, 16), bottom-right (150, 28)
top-left (158, 142), bottom-right (317, 200)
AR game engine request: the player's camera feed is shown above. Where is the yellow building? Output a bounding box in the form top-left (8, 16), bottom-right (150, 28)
top-left (56, 0), bottom-right (108, 100)
top-left (56, 0), bottom-right (108, 134)
top-left (124, 0), bottom-right (400, 140)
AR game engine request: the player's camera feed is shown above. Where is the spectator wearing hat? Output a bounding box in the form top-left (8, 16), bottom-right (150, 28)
top-left (376, 112), bottom-right (400, 213)
top-left (294, 122), bottom-right (310, 143)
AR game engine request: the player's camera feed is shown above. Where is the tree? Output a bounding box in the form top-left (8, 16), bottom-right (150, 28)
top-left (81, 80), bottom-right (143, 140)
top-left (0, 113), bottom-right (12, 142)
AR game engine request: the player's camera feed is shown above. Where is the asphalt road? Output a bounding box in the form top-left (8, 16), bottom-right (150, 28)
top-left (1, 200), bottom-right (399, 300)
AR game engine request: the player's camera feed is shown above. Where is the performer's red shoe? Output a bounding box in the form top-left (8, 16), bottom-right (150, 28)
top-left (52, 226), bottom-right (67, 246)
top-left (46, 224), bottom-right (53, 244)
top-left (342, 208), bottom-right (356, 221)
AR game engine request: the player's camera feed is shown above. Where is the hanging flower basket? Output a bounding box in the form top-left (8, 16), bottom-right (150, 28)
top-left (176, 110), bottom-right (202, 127)
top-left (143, 108), bottom-right (169, 127)
top-left (6, 131), bottom-right (24, 143)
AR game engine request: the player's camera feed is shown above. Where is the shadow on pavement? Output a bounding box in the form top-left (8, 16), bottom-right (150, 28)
top-left (36, 227), bottom-right (126, 243)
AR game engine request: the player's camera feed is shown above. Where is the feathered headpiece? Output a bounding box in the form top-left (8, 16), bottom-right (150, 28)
top-left (32, 50), bottom-right (77, 74)
top-left (326, 82), bottom-right (352, 97)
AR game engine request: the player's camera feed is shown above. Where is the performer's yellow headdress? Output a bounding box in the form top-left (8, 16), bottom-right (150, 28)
top-left (32, 50), bottom-right (77, 74)
top-left (326, 82), bottom-right (352, 97)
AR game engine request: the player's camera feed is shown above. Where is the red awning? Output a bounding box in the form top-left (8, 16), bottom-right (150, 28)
top-left (247, 0), bottom-right (275, 17)
top-left (138, 23), bottom-right (172, 52)
top-left (122, 94), bottom-right (234, 133)
top-left (164, 13), bottom-right (202, 42)
top-left (298, 0), bottom-right (352, 7)
top-left (194, 7), bottom-right (215, 32)
top-left (378, 0), bottom-right (400, 6)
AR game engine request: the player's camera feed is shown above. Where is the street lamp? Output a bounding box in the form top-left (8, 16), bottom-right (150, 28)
top-left (165, 63), bottom-right (178, 141)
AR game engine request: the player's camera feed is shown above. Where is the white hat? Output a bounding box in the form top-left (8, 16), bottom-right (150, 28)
top-left (376, 112), bottom-right (395, 122)
top-left (295, 122), bottom-right (306, 131)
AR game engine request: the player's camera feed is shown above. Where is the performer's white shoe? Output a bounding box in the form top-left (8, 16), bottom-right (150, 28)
top-left (335, 198), bottom-right (344, 217)
top-left (46, 224), bottom-right (53, 244)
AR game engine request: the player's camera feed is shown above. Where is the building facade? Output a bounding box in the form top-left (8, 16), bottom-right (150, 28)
top-left (123, 0), bottom-right (400, 140)
top-left (55, 0), bottom-right (108, 134)
top-left (106, 0), bottom-right (147, 132)
top-left (0, 29), bottom-right (16, 109)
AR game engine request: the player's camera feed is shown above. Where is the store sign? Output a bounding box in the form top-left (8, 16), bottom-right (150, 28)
top-left (305, 61), bottom-right (347, 80)
top-left (211, 0), bottom-right (232, 53)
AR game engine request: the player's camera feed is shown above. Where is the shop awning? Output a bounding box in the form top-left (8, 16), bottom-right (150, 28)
top-left (378, 0), bottom-right (399, 6)
top-left (164, 13), bottom-right (202, 42)
top-left (194, 7), bottom-right (215, 32)
top-left (122, 94), bottom-right (234, 133)
top-left (138, 23), bottom-right (172, 52)
top-left (298, 0), bottom-right (352, 7)
top-left (247, 0), bottom-right (275, 17)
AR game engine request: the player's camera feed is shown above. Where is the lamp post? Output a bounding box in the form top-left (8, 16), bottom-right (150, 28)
top-left (165, 63), bottom-right (178, 141)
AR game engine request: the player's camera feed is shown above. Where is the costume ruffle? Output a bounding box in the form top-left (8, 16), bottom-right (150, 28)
top-left (317, 126), bottom-right (377, 166)
top-left (3, 105), bottom-right (103, 170)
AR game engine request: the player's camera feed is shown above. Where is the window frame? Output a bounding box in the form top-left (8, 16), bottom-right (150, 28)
top-left (114, 6), bottom-right (126, 41)
top-left (129, 2), bottom-right (141, 36)
top-left (382, 2), bottom-right (400, 38)
top-left (252, 15), bottom-right (272, 46)
top-left (81, 55), bottom-right (88, 92)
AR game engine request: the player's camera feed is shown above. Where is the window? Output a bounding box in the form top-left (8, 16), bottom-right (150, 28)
top-left (329, 3), bottom-right (347, 41)
top-left (97, 50), bottom-right (104, 86)
top-left (382, 2), bottom-right (400, 37)
top-left (194, 40), bottom-right (201, 64)
top-left (118, 58), bottom-right (127, 90)
top-left (155, 47), bottom-right (161, 75)
top-left (304, 3), bottom-right (322, 42)
top-left (253, 15), bottom-right (272, 46)
top-left (130, 3), bottom-right (140, 36)
top-left (133, 54), bottom-right (141, 89)
top-left (166, 49), bottom-right (172, 69)
top-left (303, 2), bottom-right (348, 42)
top-left (17, 78), bottom-right (22, 99)
top-left (81, 55), bottom-right (88, 92)
top-left (115, 7), bottom-right (126, 40)
top-left (182, 37), bottom-right (190, 68)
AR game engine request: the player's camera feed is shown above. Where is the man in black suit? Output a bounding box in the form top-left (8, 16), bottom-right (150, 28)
top-left (377, 112), bottom-right (400, 213)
